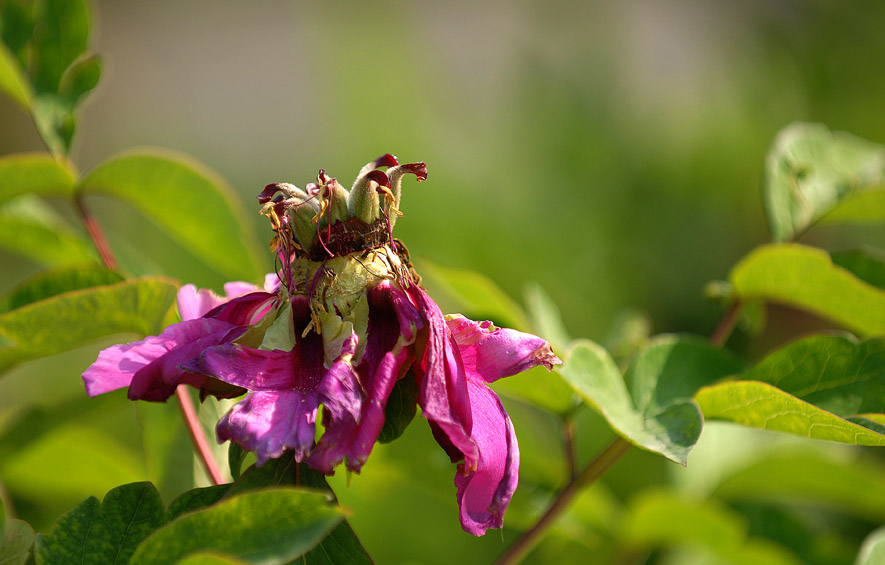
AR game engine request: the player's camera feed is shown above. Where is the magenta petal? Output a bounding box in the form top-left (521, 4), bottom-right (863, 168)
top-left (446, 316), bottom-right (563, 384)
top-left (217, 390), bottom-right (319, 464)
top-left (83, 318), bottom-right (243, 399)
top-left (454, 377), bottom-right (519, 536)
top-left (204, 292), bottom-right (277, 325)
top-left (408, 285), bottom-right (477, 468)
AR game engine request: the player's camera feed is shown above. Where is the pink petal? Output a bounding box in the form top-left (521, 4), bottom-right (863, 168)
top-left (82, 318), bottom-right (243, 398)
top-left (408, 285), bottom-right (478, 470)
top-left (176, 285), bottom-right (227, 322)
top-left (446, 316), bottom-right (562, 384)
top-left (454, 377), bottom-right (519, 536)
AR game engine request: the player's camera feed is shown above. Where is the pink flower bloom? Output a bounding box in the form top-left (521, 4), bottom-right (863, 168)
top-left (81, 155), bottom-right (561, 536)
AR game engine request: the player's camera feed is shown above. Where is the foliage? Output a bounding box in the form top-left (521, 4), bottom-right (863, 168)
top-left (0, 3), bottom-right (883, 565)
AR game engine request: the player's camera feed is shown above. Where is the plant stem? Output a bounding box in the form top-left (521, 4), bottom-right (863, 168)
top-left (75, 195), bottom-right (119, 271)
top-left (710, 301), bottom-right (743, 347)
top-left (563, 417), bottom-right (578, 480)
top-left (175, 385), bottom-right (226, 485)
top-left (496, 437), bottom-right (632, 565)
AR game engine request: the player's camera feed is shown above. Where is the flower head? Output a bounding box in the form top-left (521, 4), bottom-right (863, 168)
top-left (82, 154), bottom-right (562, 536)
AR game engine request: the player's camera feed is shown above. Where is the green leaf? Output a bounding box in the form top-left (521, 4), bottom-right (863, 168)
top-left (0, 276), bottom-right (178, 373)
top-left (857, 526), bottom-right (885, 565)
top-left (78, 149), bottom-right (264, 281)
top-left (696, 382), bottom-right (885, 446)
top-left (0, 1), bottom-right (35, 62)
top-left (176, 552), bottom-right (246, 565)
top-left (227, 443), bottom-right (247, 481)
top-left (0, 263), bottom-right (122, 314)
top-left (298, 519), bottom-right (374, 565)
top-left (129, 489), bottom-right (343, 565)
top-left (0, 195), bottom-right (96, 266)
top-left (29, 0), bottom-right (90, 94)
top-left (0, 41), bottom-right (31, 110)
top-left (831, 248), bottom-right (885, 289)
top-left (730, 243), bottom-right (885, 337)
top-left (819, 186), bottom-right (885, 227)
top-left (0, 153), bottom-right (77, 204)
top-left (417, 260), bottom-right (530, 331)
top-left (57, 53), bottom-right (101, 108)
top-left (741, 334), bottom-right (884, 417)
top-left (378, 373), bottom-right (419, 443)
top-left (764, 122), bottom-right (885, 242)
top-left (623, 491), bottom-right (800, 565)
top-left (0, 518), bottom-right (35, 565)
top-left (166, 486), bottom-right (231, 522)
top-left (523, 281), bottom-right (571, 355)
top-left (559, 336), bottom-right (742, 465)
top-left (36, 482), bottom-right (166, 565)
top-left (714, 451), bottom-right (885, 522)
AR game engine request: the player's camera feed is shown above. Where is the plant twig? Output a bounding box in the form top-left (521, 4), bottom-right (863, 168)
top-left (76, 195), bottom-right (119, 271)
top-left (496, 437), bottom-right (632, 565)
top-left (175, 385), bottom-right (226, 485)
top-left (710, 300), bottom-right (742, 347)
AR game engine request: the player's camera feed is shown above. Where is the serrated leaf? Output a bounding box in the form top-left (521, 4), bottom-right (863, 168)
top-left (129, 489), bottom-right (343, 565)
top-left (0, 518), bottom-right (35, 565)
top-left (714, 451), bottom-right (885, 522)
top-left (0, 276), bottom-right (178, 373)
top-left (35, 482), bottom-right (166, 565)
top-left (417, 260), bottom-right (530, 331)
top-left (29, 0), bottom-right (90, 95)
top-left (764, 122), bottom-right (885, 242)
top-left (857, 526), bottom-right (885, 565)
top-left (523, 281), bottom-right (571, 355)
top-left (559, 336), bottom-right (742, 465)
top-left (831, 248), bottom-right (885, 289)
top-left (730, 243), bottom-right (885, 337)
top-left (741, 334), bottom-right (884, 417)
top-left (695, 381), bottom-right (885, 446)
top-left (78, 149), bottom-right (264, 281)
top-left (0, 41), bottom-right (30, 109)
top-left (0, 153), bottom-right (76, 204)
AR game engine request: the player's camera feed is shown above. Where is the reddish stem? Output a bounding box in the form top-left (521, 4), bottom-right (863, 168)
top-left (175, 386), bottom-right (226, 485)
top-left (710, 301), bottom-right (743, 347)
top-left (76, 195), bottom-right (119, 271)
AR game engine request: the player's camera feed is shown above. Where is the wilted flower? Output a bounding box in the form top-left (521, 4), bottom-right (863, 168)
top-left (82, 155), bottom-right (561, 536)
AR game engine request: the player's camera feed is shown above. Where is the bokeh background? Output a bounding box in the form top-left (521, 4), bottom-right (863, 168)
top-left (2, 1), bottom-right (884, 563)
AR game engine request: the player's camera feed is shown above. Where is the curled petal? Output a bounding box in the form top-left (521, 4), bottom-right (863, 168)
top-left (204, 291), bottom-right (277, 326)
top-left (408, 285), bottom-right (477, 469)
top-left (217, 390), bottom-right (319, 464)
top-left (82, 318), bottom-right (245, 399)
top-left (454, 378), bottom-right (519, 536)
top-left (446, 315), bottom-right (562, 384)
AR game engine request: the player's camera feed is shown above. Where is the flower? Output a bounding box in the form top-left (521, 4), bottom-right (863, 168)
top-left (82, 155), bottom-right (562, 536)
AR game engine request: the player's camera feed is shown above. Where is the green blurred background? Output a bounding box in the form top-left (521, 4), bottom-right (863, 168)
top-left (2, 1), bottom-right (884, 563)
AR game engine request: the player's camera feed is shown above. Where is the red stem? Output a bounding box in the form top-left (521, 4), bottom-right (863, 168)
top-left (176, 386), bottom-right (226, 485)
top-left (76, 195), bottom-right (119, 271)
top-left (710, 301), bottom-right (743, 347)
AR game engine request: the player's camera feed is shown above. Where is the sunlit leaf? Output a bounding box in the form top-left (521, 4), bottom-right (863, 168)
top-left (0, 518), bottom-right (34, 565)
top-left (695, 382), bottom-right (885, 446)
top-left (713, 451), bottom-right (885, 521)
top-left (0, 276), bottom-right (178, 373)
top-left (730, 244), bottom-right (885, 337)
top-left (129, 489), bottom-right (343, 565)
top-left (831, 248), bottom-right (885, 289)
top-left (819, 186), bottom-right (885, 226)
top-left (857, 526), bottom-right (885, 565)
top-left (78, 149), bottom-right (264, 281)
top-left (417, 259), bottom-right (530, 331)
top-left (0, 153), bottom-right (77, 204)
top-left (176, 552), bottom-right (246, 565)
top-left (0, 42), bottom-right (30, 110)
top-left (0, 263), bottom-right (120, 314)
top-left (623, 491), bottom-right (801, 565)
top-left (764, 122), bottom-right (885, 242)
top-left (559, 336), bottom-right (741, 465)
